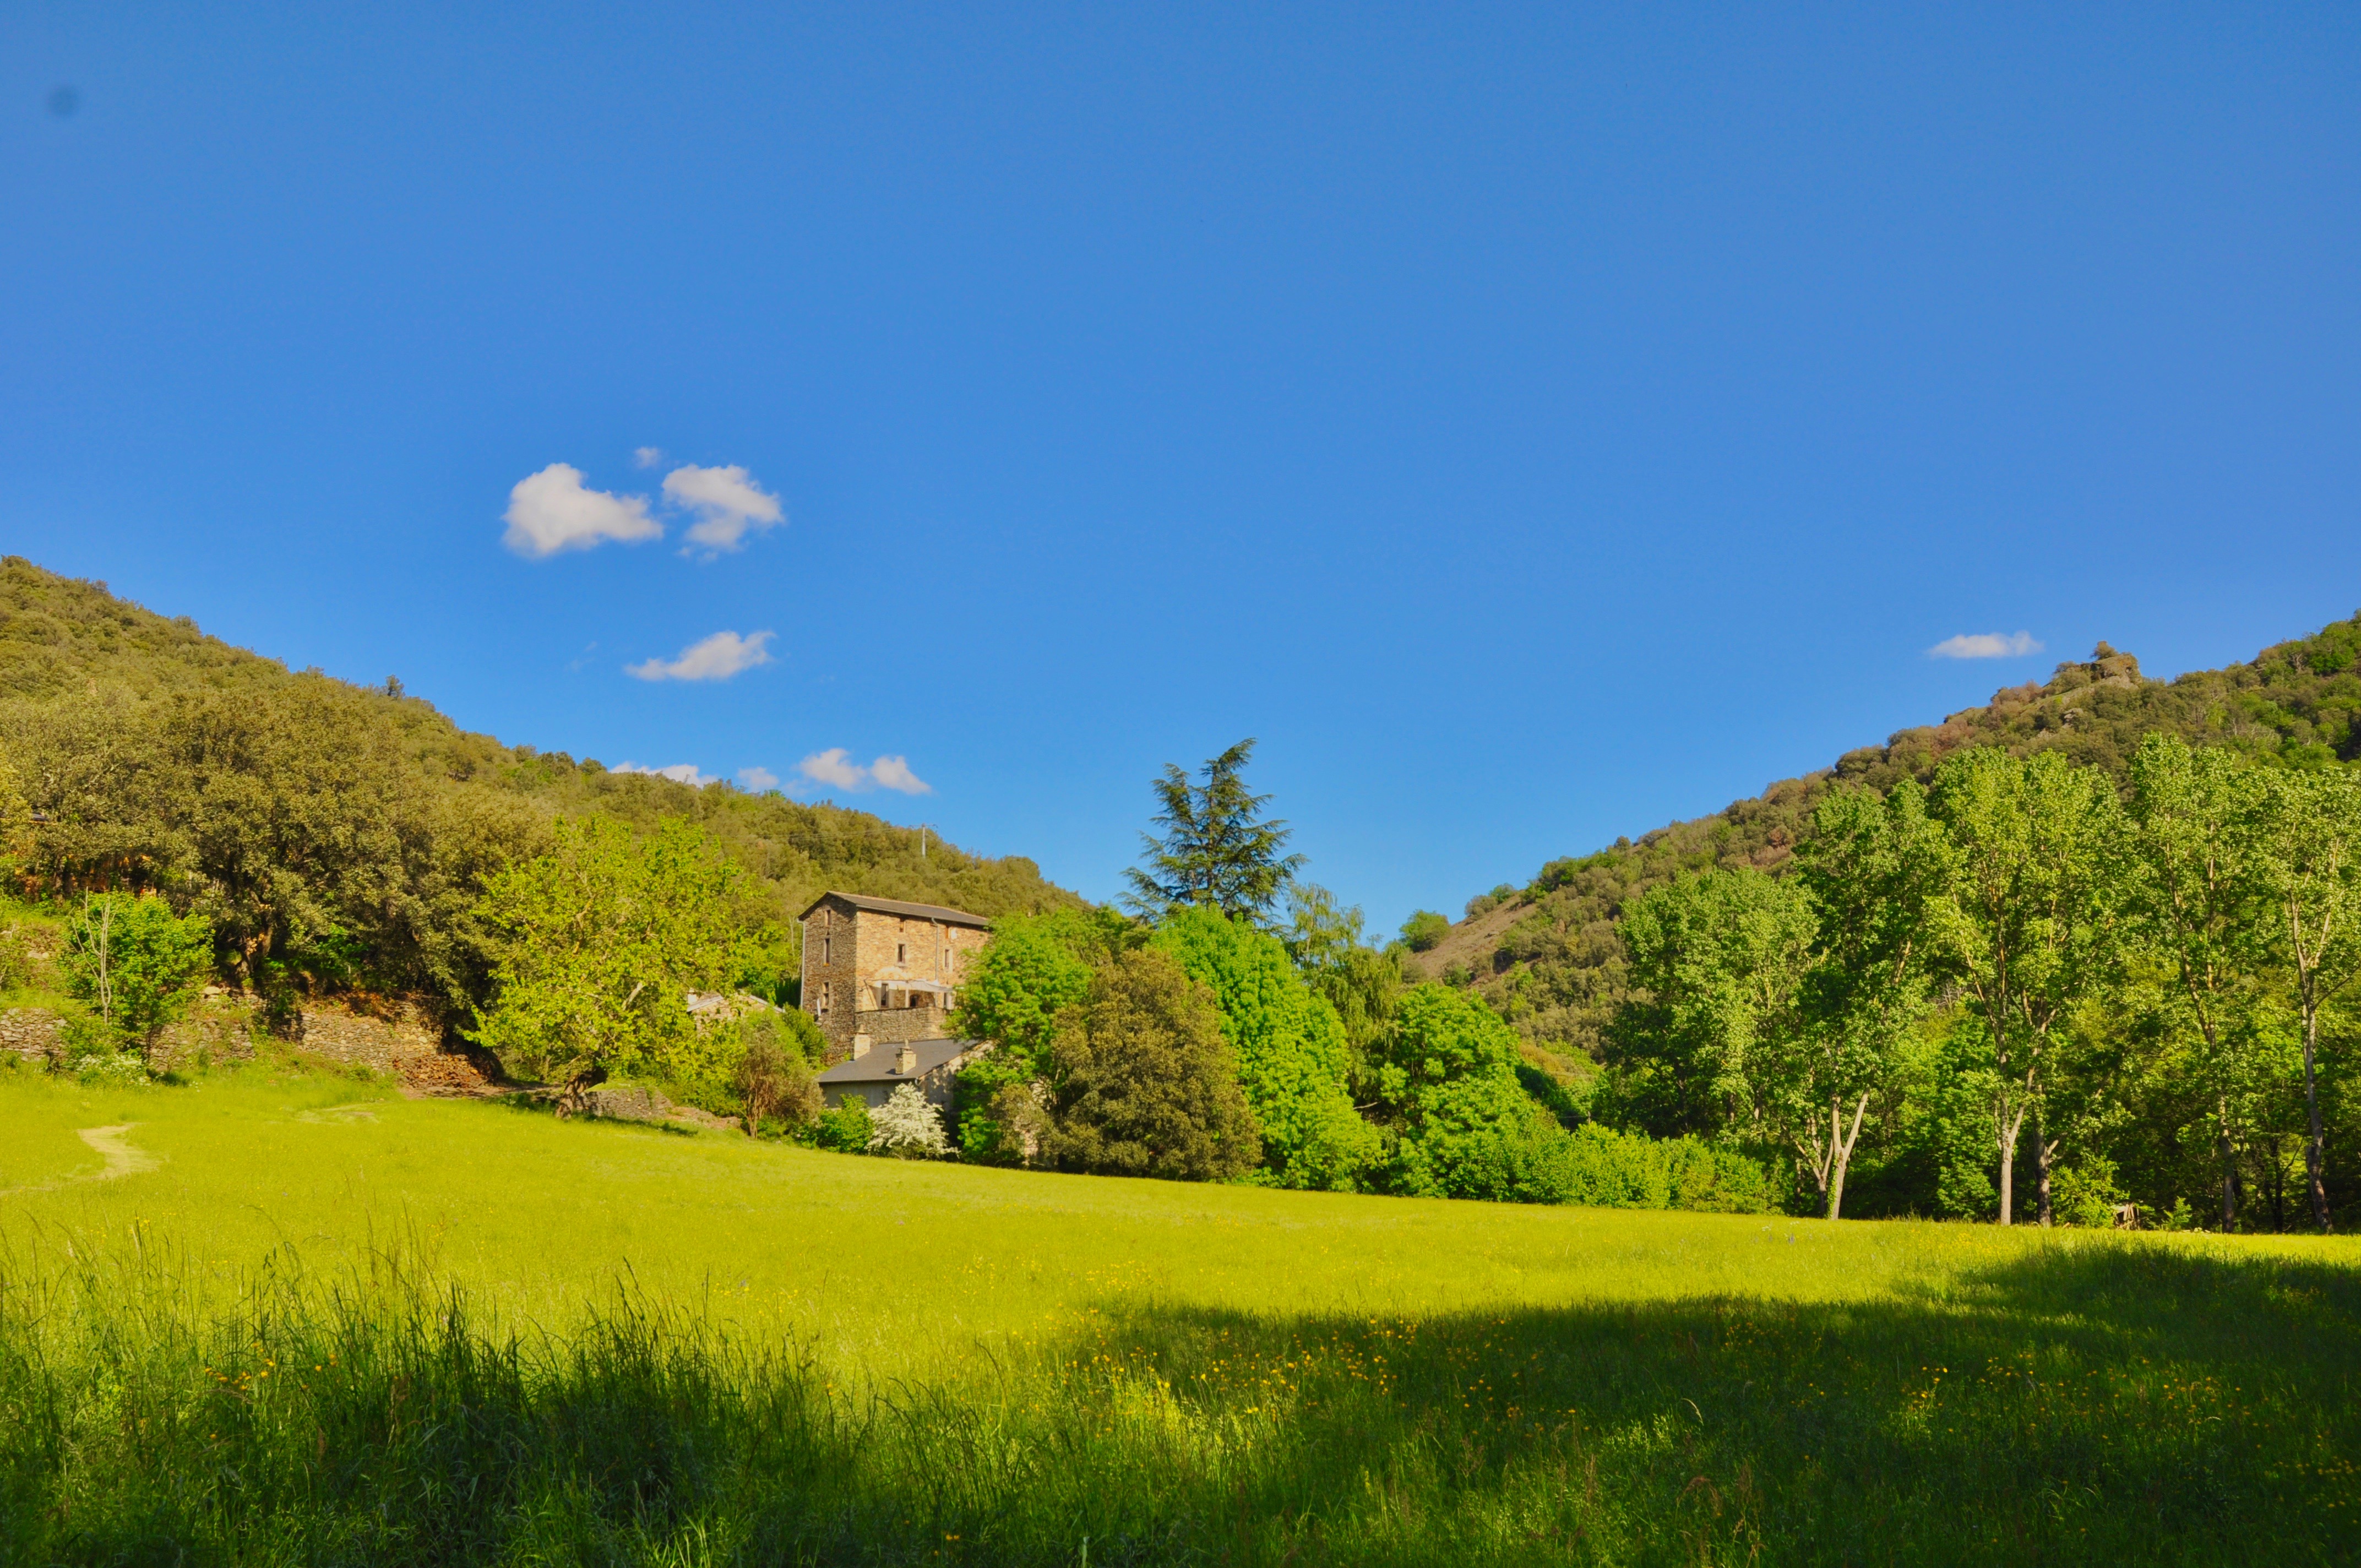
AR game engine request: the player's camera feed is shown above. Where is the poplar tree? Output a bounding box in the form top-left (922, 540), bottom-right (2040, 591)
top-left (1928, 749), bottom-right (2124, 1226)
top-left (1790, 779), bottom-right (1948, 1220)
top-left (2126, 735), bottom-right (2271, 1229)
top-left (2255, 767), bottom-right (2361, 1229)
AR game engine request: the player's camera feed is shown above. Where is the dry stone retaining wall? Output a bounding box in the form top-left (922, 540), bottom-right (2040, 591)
top-left (296, 998), bottom-right (448, 1073)
top-left (0, 1008), bottom-right (62, 1060)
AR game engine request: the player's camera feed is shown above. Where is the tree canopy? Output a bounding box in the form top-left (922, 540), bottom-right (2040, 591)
top-left (1123, 739), bottom-right (1302, 925)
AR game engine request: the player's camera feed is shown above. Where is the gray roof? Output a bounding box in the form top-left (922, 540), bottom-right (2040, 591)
top-left (798, 891), bottom-right (991, 930)
top-left (817, 1038), bottom-right (984, 1084)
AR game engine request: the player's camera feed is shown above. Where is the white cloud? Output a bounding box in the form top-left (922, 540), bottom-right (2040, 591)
top-left (662, 463), bottom-right (785, 552)
top-left (793, 749), bottom-right (932, 795)
top-left (633, 446), bottom-right (665, 469)
top-left (625, 629), bottom-right (775, 682)
top-left (614, 761), bottom-right (716, 787)
top-left (738, 765), bottom-right (781, 792)
top-left (502, 464), bottom-right (661, 557)
top-left (1929, 630), bottom-right (2044, 660)
top-left (796, 748), bottom-right (870, 791)
top-left (868, 755), bottom-right (932, 795)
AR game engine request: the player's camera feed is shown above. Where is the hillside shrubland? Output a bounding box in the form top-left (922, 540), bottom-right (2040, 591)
top-left (0, 558), bottom-right (1079, 1023)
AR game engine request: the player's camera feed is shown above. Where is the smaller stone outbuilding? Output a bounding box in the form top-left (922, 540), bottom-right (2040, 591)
top-left (815, 1037), bottom-right (992, 1115)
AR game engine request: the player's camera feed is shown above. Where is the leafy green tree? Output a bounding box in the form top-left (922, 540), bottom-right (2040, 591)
top-left (947, 908), bottom-right (1128, 1161)
top-left (1042, 947), bottom-right (1261, 1181)
top-left (2254, 766), bottom-right (2361, 1228)
top-left (2126, 734), bottom-right (2273, 1228)
top-left (1373, 983), bottom-right (1560, 1201)
top-left (469, 816), bottom-right (747, 1103)
top-left (61, 893), bottom-right (215, 1042)
top-left (1399, 910), bottom-right (1450, 952)
top-left (1285, 881), bottom-right (1405, 1090)
top-left (1152, 906), bottom-right (1379, 1189)
top-left (1605, 866), bottom-right (1815, 1145)
top-left (732, 1026), bottom-right (820, 1135)
top-left (1927, 748), bottom-right (2126, 1226)
top-left (1789, 780), bottom-right (1949, 1218)
top-left (1123, 739), bottom-right (1302, 925)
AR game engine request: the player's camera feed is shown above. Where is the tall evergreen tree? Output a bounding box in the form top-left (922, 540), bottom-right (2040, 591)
top-left (1123, 739), bottom-right (1303, 925)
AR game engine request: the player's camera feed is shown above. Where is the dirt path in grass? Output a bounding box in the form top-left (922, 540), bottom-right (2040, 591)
top-left (0, 1124), bottom-right (161, 1199)
top-left (77, 1125), bottom-right (162, 1181)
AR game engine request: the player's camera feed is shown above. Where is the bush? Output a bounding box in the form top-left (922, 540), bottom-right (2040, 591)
top-left (61, 895), bottom-right (213, 1042)
top-left (1399, 911), bottom-right (1449, 953)
top-left (867, 1083), bottom-right (950, 1158)
top-left (812, 1099), bottom-right (873, 1153)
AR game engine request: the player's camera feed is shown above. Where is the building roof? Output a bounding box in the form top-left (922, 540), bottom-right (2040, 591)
top-left (797, 891), bottom-right (991, 929)
top-left (817, 1037), bottom-right (986, 1084)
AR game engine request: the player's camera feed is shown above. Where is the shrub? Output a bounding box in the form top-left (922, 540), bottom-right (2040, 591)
top-left (868, 1084), bottom-right (950, 1158)
top-left (812, 1099), bottom-right (873, 1153)
top-left (1399, 911), bottom-right (1449, 952)
top-left (61, 895), bottom-right (213, 1042)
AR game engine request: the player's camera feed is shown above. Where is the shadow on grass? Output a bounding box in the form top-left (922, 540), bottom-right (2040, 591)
top-left (3, 1236), bottom-right (2354, 1566)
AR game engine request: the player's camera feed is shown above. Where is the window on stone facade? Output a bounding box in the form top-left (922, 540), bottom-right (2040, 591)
top-left (822, 937), bottom-right (831, 964)
top-left (897, 942), bottom-right (907, 964)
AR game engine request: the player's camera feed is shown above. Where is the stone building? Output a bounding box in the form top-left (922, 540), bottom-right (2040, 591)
top-left (815, 1037), bottom-right (993, 1115)
top-left (798, 891), bottom-right (992, 1064)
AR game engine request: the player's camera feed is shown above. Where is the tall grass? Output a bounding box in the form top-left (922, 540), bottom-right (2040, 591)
top-left (4, 1211), bottom-right (2356, 1566)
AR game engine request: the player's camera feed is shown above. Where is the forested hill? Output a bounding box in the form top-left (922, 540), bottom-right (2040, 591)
top-left (1419, 615), bottom-right (2361, 1069)
top-left (0, 558), bottom-right (1081, 1012)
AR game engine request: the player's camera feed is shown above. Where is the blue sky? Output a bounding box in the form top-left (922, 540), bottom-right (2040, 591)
top-left (4, 4), bottom-right (2357, 933)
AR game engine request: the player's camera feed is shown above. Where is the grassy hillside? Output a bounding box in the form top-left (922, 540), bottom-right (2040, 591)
top-left (2, 1060), bottom-right (2354, 1564)
top-left (0, 558), bottom-right (1081, 1012)
top-left (1427, 620), bottom-right (2361, 1071)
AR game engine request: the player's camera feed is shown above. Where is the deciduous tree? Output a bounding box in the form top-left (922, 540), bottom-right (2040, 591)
top-left (2254, 766), bottom-right (2361, 1229)
top-left (1041, 948), bottom-right (1261, 1182)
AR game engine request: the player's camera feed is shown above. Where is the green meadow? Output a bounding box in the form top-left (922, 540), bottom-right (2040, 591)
top-left (2, 1063), bottom-right (2357, 1566)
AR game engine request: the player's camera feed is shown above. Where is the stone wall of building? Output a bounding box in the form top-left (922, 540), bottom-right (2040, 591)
top-left (802, 895), bottom-right (990, 1062)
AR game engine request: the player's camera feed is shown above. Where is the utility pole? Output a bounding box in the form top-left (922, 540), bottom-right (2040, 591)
top-left (918, 823), bottom-right (933, 859)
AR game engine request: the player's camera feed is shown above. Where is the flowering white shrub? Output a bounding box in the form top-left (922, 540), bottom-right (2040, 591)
top-left (867, 1082), bottom-right (949, 1157)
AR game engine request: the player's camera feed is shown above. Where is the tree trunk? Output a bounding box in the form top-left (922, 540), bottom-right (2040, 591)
top-left (2217, 1097), bottom-right (2241, 1232)
top-left (1825, 1092), bottom-right (1871, 1222)
top-left (1995, 1097), bottom-right (2028, 1226)
top-left (2035, 1120), bottom-right (2058, 1228)
top-left (2301, 986), bottom-right (2332, 1231)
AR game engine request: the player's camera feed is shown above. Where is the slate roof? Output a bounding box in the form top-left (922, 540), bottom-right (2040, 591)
top-left (815, 1038), bottom-right (984, 1084)
top-left (797, 891), bottom-right (991, 930)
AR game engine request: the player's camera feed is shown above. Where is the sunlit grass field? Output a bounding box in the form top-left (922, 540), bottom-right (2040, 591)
top-left (2, 1060), bottom-right (2356, 1565)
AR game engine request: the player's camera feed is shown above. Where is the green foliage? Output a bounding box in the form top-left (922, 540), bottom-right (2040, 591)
top-left (1042, 947), bottom-right (1261, 1182)
top-left (948, 908), bottom-right (1125, 1162)
top-left (467, 817), bottom-right (747, 1087)
top-left (732, 1021), bottom-right (821, 1136)
top-left (1152, 906), bottom-right (1378, 1189)
top-left (0, 559), bottom-right (1081, 1018)
top-left (1604, 865), bottom-right (1815, 1141)
top-left (1399, 910), bottom-right (1449, 952)
top-left (812, 1097), bottom-right (872, 1152)
top-left (1123, 739), bottom-right (1302, 925)
top-left (60, 893), bottom-right (214, 1041)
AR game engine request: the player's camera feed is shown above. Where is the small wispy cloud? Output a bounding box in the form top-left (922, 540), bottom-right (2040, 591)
top-left (503, 464), bottom-right (661, 557)
top-left (614, 761), bottom-right (716, 787)
top-left (633, 446), bottom-right (666, 469)
top-left (738, 765), bottom-right (781, 792)
top-left (625, 629), bottom-right (775, 682)
top-left (795, 749), bottom-right (932, 796)
top-left (663, 464), bottom-right (785, 553)
top-left (1929, 631), bottom-right (2043, 660)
